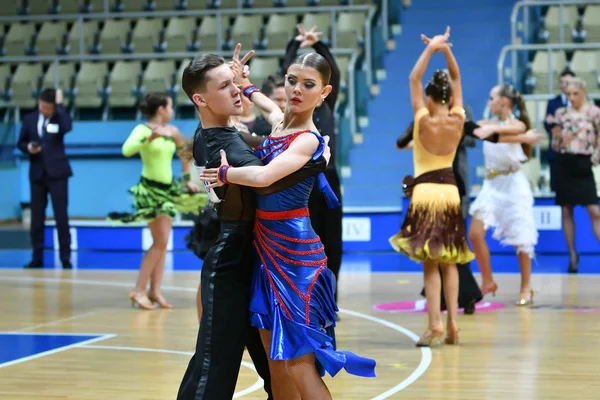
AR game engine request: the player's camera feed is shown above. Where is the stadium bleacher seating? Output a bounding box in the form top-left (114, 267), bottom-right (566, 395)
top-left (525, 5), bottom-right (600, 95)
top-left (0, 0), bottom-right (383, 123)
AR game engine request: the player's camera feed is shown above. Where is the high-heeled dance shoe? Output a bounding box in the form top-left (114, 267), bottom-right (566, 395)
top-left (416, 328), bottom-right (444, 347)
top-left (129, 292), bottom-right (156, 310)
top-left (445, 325), bottom-right (460, 345)
top-left (148, 292), bottom-right (174, 309)
top-left (516, 289), bottom-right (534, 307)
top-left (463, 301), bottom-right (476, 315)
top-left (481, 281), bottom-right (498, 297)
top-left (568, 254), bottom-right (580, 274)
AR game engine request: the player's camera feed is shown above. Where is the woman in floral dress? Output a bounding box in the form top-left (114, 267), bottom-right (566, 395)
top-left (546, 77), bottom-right (600, 273)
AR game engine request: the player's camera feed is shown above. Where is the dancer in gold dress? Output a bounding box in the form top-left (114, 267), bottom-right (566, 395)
top-left (389, 27), bottom-right (474, 346)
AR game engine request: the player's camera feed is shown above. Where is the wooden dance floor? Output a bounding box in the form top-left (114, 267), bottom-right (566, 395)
top-left (0, 267), bottom-right (598, 399)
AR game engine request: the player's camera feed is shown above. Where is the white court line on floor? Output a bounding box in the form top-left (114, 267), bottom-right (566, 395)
top-left (81, 345), bottom-right (262, 399)
top-left (339, 308), bottom-right (432, 400)
top-left (0, 275), bottom-right (197, 292)
top-left (0, 274), bottom-right (431, 398)
top-left (0, 334), bottom-right (116, 369)
top-left (2, 332), bottom-right (112, 336)
top-left (14, 311), bottom-right (98, 332)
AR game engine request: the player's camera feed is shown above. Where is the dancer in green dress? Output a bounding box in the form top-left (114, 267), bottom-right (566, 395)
top-left (109, 93), bottom-right (208, 310)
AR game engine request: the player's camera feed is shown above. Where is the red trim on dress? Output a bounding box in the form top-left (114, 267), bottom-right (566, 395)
top-left (254, 207), bottom-right (328, 325)
top-left (256, 208), bottom-right (310, 220)
top-left (254, 130), bottom-right (312, 161)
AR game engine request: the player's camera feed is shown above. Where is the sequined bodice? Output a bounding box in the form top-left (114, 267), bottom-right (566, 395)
top-left (253, 130), bottom-right (326, 212)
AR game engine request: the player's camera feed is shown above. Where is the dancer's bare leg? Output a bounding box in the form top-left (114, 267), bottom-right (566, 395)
top-left (286, 353), bottom-right (332, 400)
top-left (416, 259), bottom-right (444, 346)
top-left (468, 216), bottom-right (497, 295)
top-left (129, 216), bottom-right (170, 309)
top-left (148, 215), bottom-right (173, 308)
top-left (258, 329), bottom-right (300, 400)
top-left (440, 262), bottom-right (459, 343)
top-left (561, 205), bottom-right (578, 268)
top-left (515, 250), bottom-right (533, 305)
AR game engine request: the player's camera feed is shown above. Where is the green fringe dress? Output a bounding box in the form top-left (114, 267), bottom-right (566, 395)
top-left (108, 124), bottom-right (207, 223)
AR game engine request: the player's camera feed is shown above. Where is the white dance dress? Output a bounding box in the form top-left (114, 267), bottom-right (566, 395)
top-left (469, 137), bottom-right (538, 257)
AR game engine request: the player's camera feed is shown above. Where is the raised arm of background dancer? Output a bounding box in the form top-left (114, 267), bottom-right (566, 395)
top-left (312, 41), bottom-right (340, 109)
top-left (408, 46), bottom-right (433, 113)
top-left (498, 129), bottom-right (543, 145)
top-left (464, 120), bottom-right (500, 143)
top-left (480, 120), bottom-right (527, 136)
top-left (469, 119), bottom-right (540, 144)
top-left (282, 38), bottom-right (301, 74)
top-left (122, 124), bottom-right (151, 157)
top-left (172, 128), bottom-right (194, 176)
top-left (396, 121), bottom-right (414, 149)
top-left (443, 45), bottom-right (462, 109)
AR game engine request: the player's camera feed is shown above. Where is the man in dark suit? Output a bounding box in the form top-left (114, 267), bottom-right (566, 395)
top-left (17, 88), bottom-right (73, 269)
top-left (544, 68), bottom-right (575, 192)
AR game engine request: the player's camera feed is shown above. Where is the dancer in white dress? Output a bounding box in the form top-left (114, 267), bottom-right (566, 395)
top-left (468, 83), bottom-right (539, 306)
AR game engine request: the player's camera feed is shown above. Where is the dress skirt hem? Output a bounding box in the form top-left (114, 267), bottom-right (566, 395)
top-left (107, 176), bottom-right (207, 223)
top-left (390, 168), bottom-right (475, 265)
top-left (389, 200), bottom-right (475, 265)
top-left (250, 262), bottom-right (376, 379)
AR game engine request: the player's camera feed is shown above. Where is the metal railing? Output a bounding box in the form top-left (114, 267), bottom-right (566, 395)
top-left (497, 42), bottom-right (600, 93)
top-left (346, 50), bottom-right (360, 136)
top-left (0, 120), bottom-right (15, 164)
top-left (0, 4), bottom-right (376, 135)
top-left (510, 0), bottom-right (599, 44)
top-left (18, 0), bottom-right (379, 15)
top-left (509, 0), bottom-right (600, 82)
top-left (1, 47), bottom-right (360, 132)
top-left (380, 0), bottom-right (389, 43)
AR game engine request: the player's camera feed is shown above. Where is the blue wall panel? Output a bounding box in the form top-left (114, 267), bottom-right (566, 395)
top-left (41, 197), bottom-right (600, 256)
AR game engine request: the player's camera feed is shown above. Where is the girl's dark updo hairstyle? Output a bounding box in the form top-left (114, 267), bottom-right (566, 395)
top-left (139, 92), bottom-right (170, 117)
top-left (425, 70), bottom-right (452, 104)
top-left (290, 52), bottom-right (331, 85)
top-left (497, 83), bottom-right (532, 160)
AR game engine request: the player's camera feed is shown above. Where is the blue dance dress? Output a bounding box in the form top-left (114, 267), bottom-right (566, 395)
top-left (249, 130), bottom-right (376, 378)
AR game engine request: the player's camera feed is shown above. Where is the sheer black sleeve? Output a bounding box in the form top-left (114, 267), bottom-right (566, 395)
top-left (255, 157), bottom-right (327, 195)
top-left (463, 120), bottom-right (499, 143)
top-left (396, 121), bottom-right (414, 148)
top-left (239, 131), bottom-right (266, 149)
top-left (282, 39), bottom-right (301, 74)
top-left (461, 132), bottom-right (477, 148)
top-left (252, 116), bottom-right (273, 136)
top-left (312, 41), bottom-right (340, 109)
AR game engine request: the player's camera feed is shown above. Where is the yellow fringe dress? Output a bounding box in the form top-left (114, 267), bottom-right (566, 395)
top-left (389, 107), bottom-right (475, 264)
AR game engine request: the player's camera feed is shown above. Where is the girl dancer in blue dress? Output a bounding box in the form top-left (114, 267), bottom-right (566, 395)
top-left (199, 47), bottom-right (376, 399)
